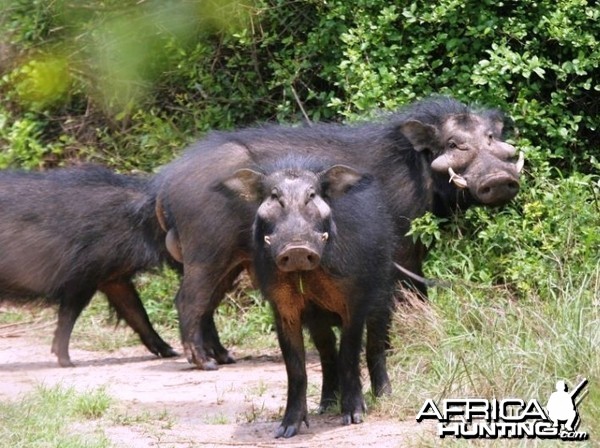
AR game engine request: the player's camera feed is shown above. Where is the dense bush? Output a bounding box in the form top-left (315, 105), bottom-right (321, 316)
top-left (0, 0), bottom-right (598, 295)
top-left (411, 168), bottom-right (600, 300)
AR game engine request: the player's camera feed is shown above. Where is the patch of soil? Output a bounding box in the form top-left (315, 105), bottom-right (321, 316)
top-left (0, 328), bottom-right (434, 447)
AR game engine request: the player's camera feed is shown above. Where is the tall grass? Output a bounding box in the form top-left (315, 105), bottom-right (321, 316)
top-left (379, 264), bottom-right (599, 446)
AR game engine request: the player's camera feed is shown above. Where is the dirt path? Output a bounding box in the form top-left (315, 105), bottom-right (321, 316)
top-left (0, 329), bottom-right (433, 447)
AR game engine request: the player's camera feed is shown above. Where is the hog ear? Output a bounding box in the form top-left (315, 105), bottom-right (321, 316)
top-left (398, 120), bottom-right (439, 152)
top-left (320, 165), bottom-right (363, 199)
top-left (484, 109), bottom-right (518, 139)
top-left (484, 109), bottom-right (506, 136)
top-left (221, 169), bottom-right (264, 202)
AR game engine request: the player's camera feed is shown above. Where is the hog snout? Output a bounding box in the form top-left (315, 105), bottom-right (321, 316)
top-left (475, 173), bottom-right (520, 205)
top-left (276, 244), bottom-right (321, 272)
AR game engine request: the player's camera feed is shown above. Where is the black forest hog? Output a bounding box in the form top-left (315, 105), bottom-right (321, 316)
top-left (219, 157), bottom-right (395, 437)
top-left (0, 165), bottom-right (178, 366)
top-left (155, 96), bottom-right (523, 370)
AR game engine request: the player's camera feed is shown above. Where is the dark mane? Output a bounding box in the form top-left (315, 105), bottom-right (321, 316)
top-left (390, 96), bottom-right (470, 127)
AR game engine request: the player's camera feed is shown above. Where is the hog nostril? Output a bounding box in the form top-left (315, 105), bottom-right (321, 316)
top-left (276, 246), bottom-right (321, 271)
top-left (480, 186), bottom-right (492, 196)
top-left (477, 175), bottom-right (520, 205)
top-left (507, 180), bottom-right (519, 191)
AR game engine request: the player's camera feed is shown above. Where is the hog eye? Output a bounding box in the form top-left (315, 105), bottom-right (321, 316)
top-left (270, 190), bottom-right (285, 208)
top-left (448, 140), bottom-right (468, 151)
top-left (305, 190), bottom-right (317, 205)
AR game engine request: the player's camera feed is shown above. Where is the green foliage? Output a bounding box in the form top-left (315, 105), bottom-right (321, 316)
top-left (1, 0), bottom-right (598, 171)
top-left (135, 269), bottom-right (181, 329)
top-left (0, 111), bottom-right (67, 168)
top-left (322, 0), bottom-right (599, 170)
top-left (418, 163), bottom-right (600, 298)
top-left (406, 212), bottom-right (447, 249)
top-left (5, 55), bottom-right (71, 111)
top-left (214, 288), bottom-right (276, 348)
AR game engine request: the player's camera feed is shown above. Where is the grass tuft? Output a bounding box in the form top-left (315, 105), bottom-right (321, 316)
top-left (0, 384), bottom-right (112, 448)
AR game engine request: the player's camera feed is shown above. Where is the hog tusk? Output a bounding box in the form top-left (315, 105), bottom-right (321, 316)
top-left (264, 235), bottom-right (271, 246)
top-left (516, 151), bottom-right (525, 173)
top-left (321, 232), bottom-right (329, 241)
top-left (448, 167), bottom-right (468, 189)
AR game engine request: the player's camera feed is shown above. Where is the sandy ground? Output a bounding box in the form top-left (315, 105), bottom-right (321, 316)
top-left (0, 322), bottom-right (435, 448)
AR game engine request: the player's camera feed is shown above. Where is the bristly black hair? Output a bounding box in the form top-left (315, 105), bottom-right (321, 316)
top-left (247, 154), bottom-right (331, 176)
top-left (389, 95), bottom-right (512, 134)
top-left (391, 96), bottom-right (470, 126)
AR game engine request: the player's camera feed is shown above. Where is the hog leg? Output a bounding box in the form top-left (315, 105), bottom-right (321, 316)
top-left (176, 262), bottom-right (237, 370)
top-left (272, 305), bottom-right (309, 438)
top-left (200, 265), bottom-right (244, 365)
top-left (305, 309), bottom-right (339, 413)
top-left (168, 258), bottom-right (235, 364)
top-left (51, 288), bottom-right (96, 367)
top-left (201, 312), bottom-right (234, 364)
top-left (99, 280), bottom-right (178, 358)
top-left (365, 301), bottom-right (392, 396)
top-left (338, 312), bottom-right (367, 425)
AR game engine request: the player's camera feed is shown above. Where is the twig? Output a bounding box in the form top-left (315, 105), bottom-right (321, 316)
top-left (289, 84), bottom-right (311, 126)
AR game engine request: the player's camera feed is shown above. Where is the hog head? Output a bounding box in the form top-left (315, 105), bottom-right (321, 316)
top-left (222, 164), bottom-right (363, 272)
top-left (400, 110), bottom-right (524, 206)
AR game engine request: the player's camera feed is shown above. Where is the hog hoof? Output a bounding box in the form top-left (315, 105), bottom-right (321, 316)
top-left (57, 356), bottom-right (75, 368)
top-left (214, 352), bottom-right (236, 365)
top-left (275, 411), bottom-right (309, 438)
top-left (275, 424), bottom-right (300, 439)
top-left (341, 411), bottom-right (363, 425)
top-left (373, 378), bottom-right (392, 397)
top-left (341, 397), bottom-right (366, 425)
top-left (195, 358), bottom-right (219, 371)
top-left (52, 346), bottom-right (74, 367)
top-left (184, 345), bottom-right (219, 370)
top-left (159, 346), bottom-right (180, 358)
top-left (275, 419), bottom-right (309, 438)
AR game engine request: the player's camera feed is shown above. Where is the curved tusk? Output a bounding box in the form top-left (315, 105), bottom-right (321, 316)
top-left (516, 151), bottom-right (525, 173)
top-left (264, 235), bottom-right (271, 246)
top-left (448, 167), bottom-right (468, 189)
top-left (321, 232), bottom-right (329, 241)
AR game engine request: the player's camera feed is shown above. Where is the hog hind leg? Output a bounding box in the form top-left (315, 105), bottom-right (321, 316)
top-left (365, 301), bottom-right (393, 396)
top-left (51, 287), bottom-right (96, 367)
top-left (99, 279), bottom-right (178, 358)
top-left (175, 262), bottom-right (239, 370)
top-left (201, 264), bottom-right (245, 365)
